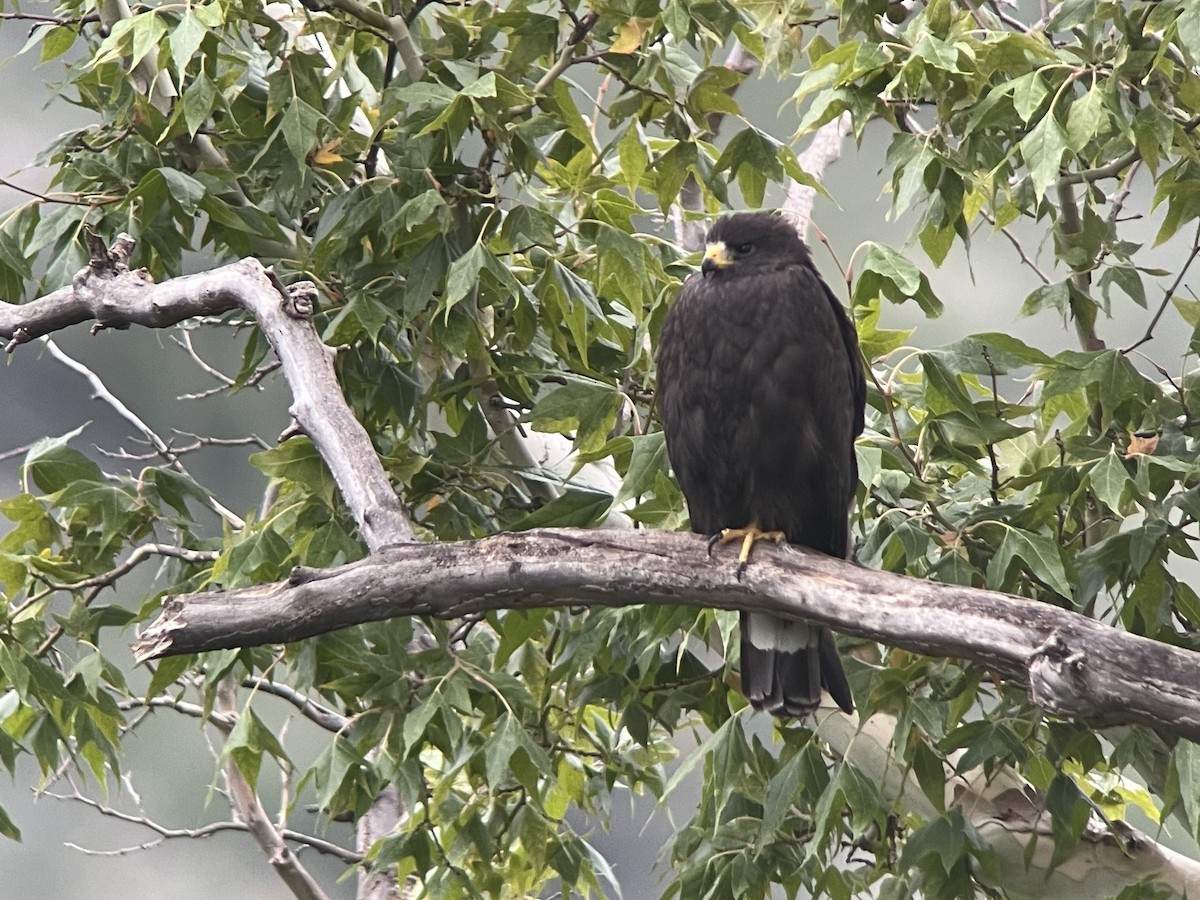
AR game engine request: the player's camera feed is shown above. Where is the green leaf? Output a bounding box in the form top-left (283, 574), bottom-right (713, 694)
top-left (129, 11), bottom-right (167, 72)
top-left (1180, 6), bottom-right (1200, 59)
top-left (758, 748), bottom-right (806, 848)
top-left (617, 125), bottom-right (649, 195)
top-left (1045, 773), bottom-right (1090, 866)
top-left (1089, 450), bottom-right (1133, 513)
top-left (56, 479), bottom-right (139, 546)
top-left (159, 169), bottom-right (206, 215)
top-left (311, 736), bottom-right (365, 813)
top-left (494, 610), bottom-right (549, 668)
top-left (920, 352), bottom-right (979, 417)
top-left (442, 242), bottom-right (489, 315)
top-left (615, 432), bottom-right (667, 504)
top-left (911, 34), bottom-right (962, 73)
top-left (927, 333), bottom-right (1054, 375)
top-left (40, 26), bottom-right (76, 63)
top-left (1173, 740), bottom-right (1200, 844)
top-left (93, 11), bottom-right (166, 72)
top-left (912, 741), bottom-right (947, 814)
top-left (182, 73), bottom-right (217, 137)
top-left (482, 713), bottom-right (550, 793)
top-left (1098, 265), bottom-right (1146, 308)
top-left (1065, 82), bottom-right (1106, 152)
top-left (511, 488), bottom-right (612, 530)
top-left (223, 708), bottom-right (290, 791)
top-left (899, 813), bottom-right (966, 875)
top-left (714, 128), bottom-right (785, 209)
top-left (918, 220), bottom-right (955, 266)
top-left (1011, 72), bottom-right (1049, 123)
top-left (249, 437), bottom-right (332, 493)
top-left (220, 527), bottom-right (293, 585)
top-left (1040, 349), bottom-right (1150, 421)
top-left (145, 655), bottom-right (193, 701)
top-left (168, 9), bottom-right (208, 78)
top-left (0, 802), bottom-right (18, 841)
top-left (24, 427), bottom-right (103, 493)
top-left (854, 243), bottom-right (943, 316)
top-left (528, 380), bottom-right (624, 454)
top-left (484, 713), bottom-right (523, 786)
top-left (1020, 113), bottom-right (1068, 200)
top-left (891, 142), bottom-right (936, 219)
top-left (278, 100), bottom-right (325, 166)
top-left (986, 526), bottom-right (1071, 598)
top-left (403, 236), bottom-right (451, 316)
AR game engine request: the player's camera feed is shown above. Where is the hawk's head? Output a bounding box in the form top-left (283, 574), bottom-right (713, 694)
top-left (700, 213), bottom-right (811, 277)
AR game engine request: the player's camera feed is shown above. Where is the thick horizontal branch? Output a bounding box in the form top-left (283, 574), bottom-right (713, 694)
top-left (0, 252), bottom-right (248, 349)
top-left (134, 527), bottom-right (1200, 743)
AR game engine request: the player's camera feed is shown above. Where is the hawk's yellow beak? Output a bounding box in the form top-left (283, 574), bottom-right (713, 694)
top-left (701, 241), bottom-right (733, 274)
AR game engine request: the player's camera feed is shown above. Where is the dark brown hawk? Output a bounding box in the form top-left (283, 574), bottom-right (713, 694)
top-left (656, 212), bottom-right (865, 716)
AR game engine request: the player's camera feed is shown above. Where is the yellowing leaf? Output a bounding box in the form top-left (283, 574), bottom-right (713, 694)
top-left (313, 139), bottom-right (343, 165)
top-left (1114, 782), bottom-right (1162, 824)
top-left (1125, 430), bottom-right (1160, 458)
top-left (610, 18), bottom-right (654, 54)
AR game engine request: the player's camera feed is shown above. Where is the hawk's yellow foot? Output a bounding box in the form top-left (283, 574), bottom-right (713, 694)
top-left (706, 524), bottom-right (785, 579)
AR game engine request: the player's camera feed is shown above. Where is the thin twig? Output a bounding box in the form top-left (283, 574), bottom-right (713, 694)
top-left (42, 543), bottom-right (218, 591)
top-left (41, 337), bottom-right (245, 529)
top-left (117, 695), bottom-right (236, 727)
top-left (242, 677), bottom-right (349, 732)
top-left (46, 785), bottom-right (360, 863)
top-left (1124, 221), bottom-right (1200, 353)
top-left (0, 177), bottom-right (119, 206)
top-left (981, 210), bottom-right (1052, 284)
top-left (980, 346), bottom-right (1003, 504)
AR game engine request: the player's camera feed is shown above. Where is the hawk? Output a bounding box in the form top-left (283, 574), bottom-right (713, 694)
top-left (656, 212), bottom-right (865, 716)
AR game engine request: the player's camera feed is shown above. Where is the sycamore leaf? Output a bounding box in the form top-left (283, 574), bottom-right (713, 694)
top-left (313, 139), bottom-right (344, 165)
top-left (1089, 450), bottom-right (1133, 513)
top-left (610, 18), bottom-right (654, 54)
top-left (511, 488), bottom-right (612, 530)
top-left (1020, 113), bottom-right (1068, 200)
top-left (986, 526), bottom-right (1072, 598)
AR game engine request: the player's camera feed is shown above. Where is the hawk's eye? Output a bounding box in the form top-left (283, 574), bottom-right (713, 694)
top-left (732, 243), bottom-right (755, 255)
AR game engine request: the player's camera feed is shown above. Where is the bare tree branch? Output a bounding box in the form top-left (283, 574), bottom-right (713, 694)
top-left (243, 677), bottom-right (349, 732)
top-left (134, 527), bottom-right (1200, 743)
top-left (785, 113), bottom-right (853, 240)
top-left (2, 242), bottom-right (414, 550)
top-left (46, 783), bottom-right (360, 863)
top-left (40, 338), bottom-right (245, 528)
top-left (1, 238), bottom-right (242, 350)
top-left (320, 0), bottom-right (424, 81)
top-left (357, 779), bottom-right (408, 900)
top-left (44, 543), bottom-right (218, 591)
top-left (20, 230), bottom-right (1197, 897)
top-left (213, 680), bottom-right (335, 900)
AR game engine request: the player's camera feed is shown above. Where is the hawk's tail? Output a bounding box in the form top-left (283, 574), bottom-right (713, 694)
top-left (739, 612), bottom-right (854, 717)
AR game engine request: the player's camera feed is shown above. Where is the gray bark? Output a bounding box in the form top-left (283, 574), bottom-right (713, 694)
top-left (133, 526), bottom-right (1200, 744)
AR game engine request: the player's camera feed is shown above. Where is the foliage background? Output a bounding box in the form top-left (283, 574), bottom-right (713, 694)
top-left (3, 1), bottom-right (1200, 898)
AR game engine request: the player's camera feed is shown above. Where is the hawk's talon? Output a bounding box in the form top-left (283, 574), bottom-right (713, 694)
top-left (710, 524), bottom-right (785, 576)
